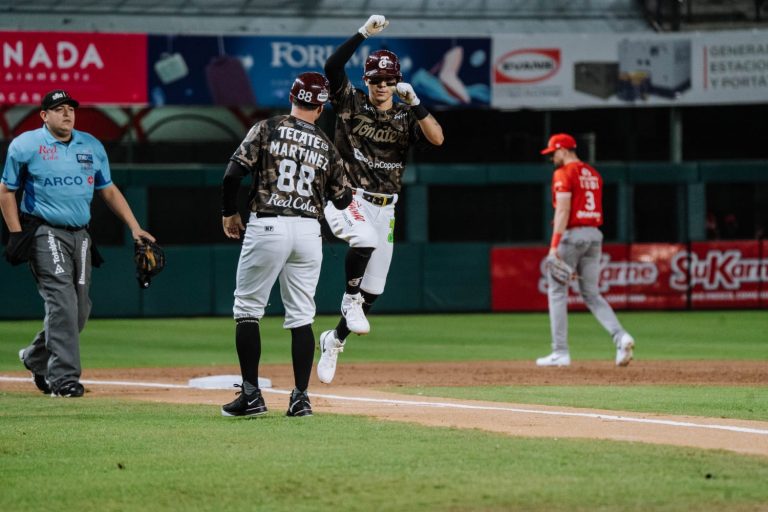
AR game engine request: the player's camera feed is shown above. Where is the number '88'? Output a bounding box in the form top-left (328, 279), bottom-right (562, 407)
top-left (296, 89), bottom-right (313, 102)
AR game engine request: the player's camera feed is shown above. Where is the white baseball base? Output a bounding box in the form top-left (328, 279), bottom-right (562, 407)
top-left (188, 374), bottom-right (272, 389)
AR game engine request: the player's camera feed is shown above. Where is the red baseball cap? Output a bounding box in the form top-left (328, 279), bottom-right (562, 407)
top-left (540, 133), bottom-right (577, 155)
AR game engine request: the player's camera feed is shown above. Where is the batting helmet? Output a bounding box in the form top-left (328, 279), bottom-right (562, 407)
top-left (362, 50), bottom-right (402, 82)
top-left (289, 72), bottom-right (330, 106)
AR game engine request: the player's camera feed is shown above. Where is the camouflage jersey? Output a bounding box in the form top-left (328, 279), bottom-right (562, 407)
top-left (331, 78), bottom-right (422, 195)
top-left (231, 115), bottom-right (348, 218)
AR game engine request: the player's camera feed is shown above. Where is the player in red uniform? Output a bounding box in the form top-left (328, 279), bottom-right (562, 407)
top-left (537, 133), bottom-right (635, 367)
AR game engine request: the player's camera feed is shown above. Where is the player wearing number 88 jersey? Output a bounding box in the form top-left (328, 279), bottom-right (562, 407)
top-left (537, 133), bottom-right (635, 368)
top-left (219, 72), bottom-right (352, 417)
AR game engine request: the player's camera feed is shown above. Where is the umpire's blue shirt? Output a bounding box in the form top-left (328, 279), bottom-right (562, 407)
top-left (1, 125), bottom-right (112, 228)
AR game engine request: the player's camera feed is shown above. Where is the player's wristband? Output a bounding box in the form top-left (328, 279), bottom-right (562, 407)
top-left (414, 104), bottom-right (430, 120)
top-left (550, 232), bottom-right (563, 250)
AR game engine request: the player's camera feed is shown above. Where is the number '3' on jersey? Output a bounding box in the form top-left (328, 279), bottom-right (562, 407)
top-left (551, 161), bottom-right (603, 228)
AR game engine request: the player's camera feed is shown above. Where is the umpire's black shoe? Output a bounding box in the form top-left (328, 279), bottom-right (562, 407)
top-left (52, 381), bottom-right (85, 398)
top-left (286, 389), bottom-right (313, 417)
top-left (221, 384), bottom-right (268, 417)
top-left (18, 349), bottom-right (51, 395)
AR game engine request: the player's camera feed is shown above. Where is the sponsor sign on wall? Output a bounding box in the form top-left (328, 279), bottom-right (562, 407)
top-left (3, 29), bottom-right (765, 109)
top-left (147, 35), bottom-right (490, 108)
top-left (0, 31), bottom-right (147, 105)
top-left (492, 30), bottom-right (768, 109)
top-left (491, 241), bottom-right (767, 311)
top-left (687, 240), bottom-right (767, 308)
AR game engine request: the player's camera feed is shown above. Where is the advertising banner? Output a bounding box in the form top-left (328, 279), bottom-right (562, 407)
top-left (3, 29), bottom-right (765, 110)
top-left (491, 246), bottom-right (549, 311)
top-left (147, 35), bottom-right (490, 108)
top-left (0, 31), bottom-right (147, 105)
top-left (491, 241), bottom-right (766, 312)
top-left (686, 240), bottom-right (765, 308)
top-left (628, 243), bottom-right (688, 309)
top-left (492, 30), bottom-right (768, 109)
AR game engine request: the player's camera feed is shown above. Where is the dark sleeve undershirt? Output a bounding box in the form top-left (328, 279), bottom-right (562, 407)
top-left (324, 33), bottom-right (366, 95)
top-left (221, 160), bottom-right (251, 216)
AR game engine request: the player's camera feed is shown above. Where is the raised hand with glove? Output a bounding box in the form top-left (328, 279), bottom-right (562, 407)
top-left (358, 15), bottom-right (389, 38)
top-left (395, 83), bottom-right (420, 106)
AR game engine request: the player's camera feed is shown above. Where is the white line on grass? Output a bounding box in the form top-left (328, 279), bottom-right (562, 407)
top-left (2, 375), bottom-right (767, 436)
top-left (304, 390), bottom-right (768, 436)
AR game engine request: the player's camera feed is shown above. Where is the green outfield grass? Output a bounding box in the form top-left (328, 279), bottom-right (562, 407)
top-left (1, 311), bottom-right (766, 370)
top-left (1, 393), bottom-right (767, 512)
top-left (1, 312), bottom-right (767, 511)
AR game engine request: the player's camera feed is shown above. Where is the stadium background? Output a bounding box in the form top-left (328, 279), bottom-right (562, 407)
top-left (1, 0), bottom-right (767, 317)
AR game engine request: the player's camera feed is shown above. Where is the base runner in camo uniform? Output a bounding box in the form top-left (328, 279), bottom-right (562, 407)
top-left (537, 133), bottom-right (635, 368)
top-left (219, 72), bottom-right (351, 417)
top-left (317, 14), bottom-right (444, 384)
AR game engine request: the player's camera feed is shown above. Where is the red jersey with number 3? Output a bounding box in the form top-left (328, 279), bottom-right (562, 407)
top-left (551, 161), bottom-right (603, 228)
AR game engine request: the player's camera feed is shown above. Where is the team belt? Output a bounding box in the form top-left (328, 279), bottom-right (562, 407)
top-left (255, 211), bottom-right (316, 220)
top-left (361, 191), bottom-right (393, 207)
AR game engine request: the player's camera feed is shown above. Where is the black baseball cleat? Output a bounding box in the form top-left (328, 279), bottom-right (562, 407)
top-left (221, 384), bottom-right (268, 417)
top-left (52, 381), bottom-right (85, 398)
top-left (286, 389), bottom-right (313, 417)
top-left (18, 349), bottom-right (51, 395)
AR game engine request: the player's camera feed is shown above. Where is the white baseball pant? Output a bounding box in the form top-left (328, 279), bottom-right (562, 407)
top-left (323, 189), bottom-right (397, 295)
top-left (233, 214), bottom-right (322, 329)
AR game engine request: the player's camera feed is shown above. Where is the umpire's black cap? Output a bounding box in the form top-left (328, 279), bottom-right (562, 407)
top-left (41, 89), bottom-right (80, 110)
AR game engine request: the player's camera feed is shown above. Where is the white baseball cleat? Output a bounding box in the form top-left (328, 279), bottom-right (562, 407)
top-left (341, 292), bottom-right (370, 334)
top-left (536, 351), bottom-right (571, 367)
top-left (616, 333), bottom-right (635, 367)
top-left (317, 330), bottom-right (345, 384)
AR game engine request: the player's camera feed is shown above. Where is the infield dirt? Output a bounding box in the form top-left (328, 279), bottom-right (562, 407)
top-left (3, 360), bottom-right (767, 457)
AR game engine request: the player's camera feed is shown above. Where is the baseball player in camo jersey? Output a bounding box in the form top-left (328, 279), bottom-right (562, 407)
top-left (219, 72), bottom-right (351, 417)
top-left (317, 14), bottom-right (444, 384)
top-left (538, 133), bottom-right (635, 368)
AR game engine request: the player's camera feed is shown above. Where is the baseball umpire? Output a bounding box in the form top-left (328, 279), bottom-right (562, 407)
top-left (1, 89), bottom-right (155, 397)
top-left (317, 14), bottom-right (444, 384)
top-left (219, 72), bottom-right (350, 417)
top-left (538, 133), bottom-right (635, 367)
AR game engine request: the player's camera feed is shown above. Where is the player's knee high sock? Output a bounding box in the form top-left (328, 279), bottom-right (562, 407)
top-left (335, 318), bottom-right (351, 340)
top-left (361, 290), bottom-right (378, 314)
top-left (291, 324), bottom-right (314, 391)
top-left (235, 318), bottom-right (261, 390)
top-left (345, 247), bottom-right (374, 294)
top-left (336, 291), bottom-right (379, 341)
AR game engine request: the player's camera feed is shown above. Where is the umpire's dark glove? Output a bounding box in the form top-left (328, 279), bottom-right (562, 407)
top-left (4, 231), bottom-right (32, 266)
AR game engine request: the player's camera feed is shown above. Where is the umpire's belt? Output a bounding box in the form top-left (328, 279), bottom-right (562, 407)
top-left (21, 213), bottom-right (85, 232)
top-left (361, 191), bottom-right (394, 207)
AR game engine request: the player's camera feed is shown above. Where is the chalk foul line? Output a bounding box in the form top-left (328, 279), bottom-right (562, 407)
top-left (2, 375), bottom-right (767, 436)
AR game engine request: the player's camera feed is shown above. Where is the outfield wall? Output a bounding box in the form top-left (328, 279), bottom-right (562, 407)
top-left (1, 162), bottom-right (766, 318)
